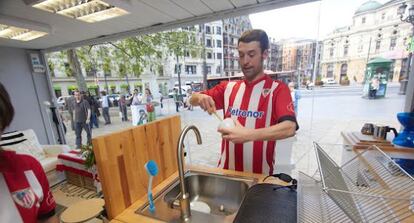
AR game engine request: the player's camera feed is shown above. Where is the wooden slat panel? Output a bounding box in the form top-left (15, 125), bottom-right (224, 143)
top-left (92, 115), bottom-right (181, 219)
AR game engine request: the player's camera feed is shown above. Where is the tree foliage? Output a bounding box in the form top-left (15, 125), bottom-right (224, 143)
top-left (50, 28), bottom-right (201, 83)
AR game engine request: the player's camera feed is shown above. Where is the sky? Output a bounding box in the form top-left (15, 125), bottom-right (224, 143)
top-left (249, 0), bottom-right (390, 41)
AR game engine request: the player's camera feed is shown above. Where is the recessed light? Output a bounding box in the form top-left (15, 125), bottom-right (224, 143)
top-left (31, 0), bottom-right (129, 23)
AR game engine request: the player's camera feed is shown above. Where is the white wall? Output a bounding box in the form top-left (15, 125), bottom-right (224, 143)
top-left (0, 47), bottom-right (56, 144)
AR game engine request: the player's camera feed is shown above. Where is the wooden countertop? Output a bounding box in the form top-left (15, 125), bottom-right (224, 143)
top-left (111, 165), bottom-right (286, 223)
top-left (341, 131), bottom-right (414, 159)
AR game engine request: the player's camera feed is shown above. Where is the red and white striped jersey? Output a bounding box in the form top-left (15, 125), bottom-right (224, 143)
top-left (0, 150), bottom-right (56, 223)
top-left (202, 74), bottom-right (297, 175)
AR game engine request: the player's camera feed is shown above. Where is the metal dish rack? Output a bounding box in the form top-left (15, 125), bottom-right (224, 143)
top-left (298, 143), bottom-right (414, 222)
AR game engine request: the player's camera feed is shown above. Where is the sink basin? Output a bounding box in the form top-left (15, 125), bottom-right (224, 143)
top-left (136, 171), bottom-right (257, 222)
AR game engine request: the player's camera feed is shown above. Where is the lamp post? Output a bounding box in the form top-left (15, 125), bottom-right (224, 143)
top-left (397, 2), bottom-right (414, 95)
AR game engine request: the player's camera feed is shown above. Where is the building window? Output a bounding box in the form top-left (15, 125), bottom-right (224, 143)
top-left (216, 40), bottom-right (222, 48)
top-left (343, 45), bottom-right (349, 56)
top-left (207, 66), bottom-right (211, 74)
top-left (329, 48), bottom-right (334, 58)
top-left (205, 25), bottom-right (211, 34)
top-left (362, 17), bottom-right (366, 24)
top-left (375, 39), bottom-right (381, 51)
top-left (217, 53), bottom-right (222, 59)
top-left (185, 50), bottom-right (190, 57)
top-left (216, 26), bottom-right (222, 35)
top-left (185, 65), bottom-right (197, 75)
top-left (207, 52), bottom-right (212, 59)
top-left (174, 64), bottom-right (182, 74)
top-left (206, 39), bottom-right (212, 48)
top-left (340, 63), bottom-right (348, 79)
top-left (381, 13), bottom-right (385, 20)
top-left (358, 44), bottom-right (363, 52)
top-left (390, 37), bottom-right (397, 50)
top-left (327, 64), bottom-right (334, 78)
top-left (216, 65), bottom-right (221, 74)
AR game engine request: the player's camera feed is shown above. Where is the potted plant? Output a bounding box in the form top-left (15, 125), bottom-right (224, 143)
top-left (340, 76), bottom-right (350, 85)
top-left (315, 76), bottom-right (323, 86)
top-left (80, 144), bottom-right (95, 170)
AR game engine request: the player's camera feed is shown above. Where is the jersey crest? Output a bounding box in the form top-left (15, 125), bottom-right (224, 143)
top-left (12, 188), bottom-right (36, 209)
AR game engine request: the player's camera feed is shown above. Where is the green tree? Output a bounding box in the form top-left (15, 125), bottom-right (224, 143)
top-left (67, 49), bottom-right (87, 92)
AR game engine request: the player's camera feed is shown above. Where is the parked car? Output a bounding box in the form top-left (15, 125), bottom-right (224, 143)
top-left (322, 78), bottom-right (336, 86)
top-left (98, 94), bottom-right (120, 107)
top-left (168, 86), bottom-right (189, 100)
top-left (57, 96), bottom-right (71, 108)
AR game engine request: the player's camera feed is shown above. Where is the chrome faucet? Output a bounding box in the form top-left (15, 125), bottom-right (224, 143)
top-left (177, 125), bottom-right (202, 221)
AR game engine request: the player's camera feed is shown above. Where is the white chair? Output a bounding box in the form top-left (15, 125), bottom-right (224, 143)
top-left (1, 129), bottom-right (70, 186)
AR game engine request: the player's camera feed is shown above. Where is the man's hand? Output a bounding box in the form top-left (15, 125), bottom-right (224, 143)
top-left (218, 119), bottom-right (252, 144)
top-left (190, 94), bottom-right (216, 114)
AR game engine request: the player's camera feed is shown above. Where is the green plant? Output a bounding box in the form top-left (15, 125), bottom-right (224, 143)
top-left (80, 144), bottom-right (95, 170)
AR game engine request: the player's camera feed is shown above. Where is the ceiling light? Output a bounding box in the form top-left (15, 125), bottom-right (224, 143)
top-left (0, 15), bottom-right (51, 41)
top-left (30, 0), bottom-right (129, 23)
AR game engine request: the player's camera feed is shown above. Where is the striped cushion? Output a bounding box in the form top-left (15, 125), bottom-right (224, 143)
top-left (0, 130), bottom-right (46, 161)
top-left (0, 131), bottom-right (27, 146)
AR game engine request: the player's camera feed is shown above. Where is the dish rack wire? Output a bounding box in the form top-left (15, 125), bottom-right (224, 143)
top-left (298, 142), bottom-right (414, 223)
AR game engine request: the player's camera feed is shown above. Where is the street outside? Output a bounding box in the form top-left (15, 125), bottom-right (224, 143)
top-left (65, 83), bottom-right (405, 177)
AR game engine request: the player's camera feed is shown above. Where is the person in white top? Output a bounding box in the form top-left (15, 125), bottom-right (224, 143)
top-left (101, 91), bottom-right (111, 125)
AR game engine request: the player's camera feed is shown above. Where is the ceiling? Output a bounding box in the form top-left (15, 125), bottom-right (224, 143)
top-left (0, 0), bottom-right (316, 52)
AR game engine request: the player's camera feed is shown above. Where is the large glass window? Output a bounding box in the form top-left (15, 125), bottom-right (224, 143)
top-left (390, 37), bottom-right (397, 50)
top-left (375, 39), bottom-right (381, 51)
top-left (327, 63), bottom-right (334, 77)
top-left (206, 39), bottom-right (212, 47)
top-left (185, 65), bottom-right (197, 75)
top-left (216, 26), bottom-right (222, 34)
top-left (343, 45), bottom-right (348, 56)
top-left (216, 40), bottom-right (222, 48)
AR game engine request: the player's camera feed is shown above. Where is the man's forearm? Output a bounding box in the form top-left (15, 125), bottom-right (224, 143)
top-left (250, 121), bottom-right (296, 141)
top-left (87, 110), bottom-right (91, 122)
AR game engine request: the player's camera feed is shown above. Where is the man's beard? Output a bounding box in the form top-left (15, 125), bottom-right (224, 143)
top-left (242, 62), bottom-right (263, 81)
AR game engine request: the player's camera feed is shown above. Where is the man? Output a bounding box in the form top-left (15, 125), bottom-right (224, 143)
top-left (0, 83), bottom-right (59, 223)
top-left (172, 88), bottom-right (180, 112)
top-left (72, 90), bottom-right (91, 149)
top-left (85, 92), bottom-right (99, 128)
top-left (190, 29), bottom-right (298, 175)
top-left (101, 91), bottom-right (111, 125)
top-left (370, 76), bottom-right (380, 99)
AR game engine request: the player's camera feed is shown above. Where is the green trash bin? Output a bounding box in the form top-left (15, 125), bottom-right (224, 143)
top-left (363, 57), bottom-right (393, 99)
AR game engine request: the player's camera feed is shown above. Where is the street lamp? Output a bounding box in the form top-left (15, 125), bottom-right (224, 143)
top-left (398, 3), bottom-right (414, 25)
top-left (398, 2), bottom-right (414, 95)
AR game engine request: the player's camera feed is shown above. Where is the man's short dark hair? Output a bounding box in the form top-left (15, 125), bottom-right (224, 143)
top-left (238, 29), bottom-right (269, 53)
top-left (0, 83), bottom-right (14, 133)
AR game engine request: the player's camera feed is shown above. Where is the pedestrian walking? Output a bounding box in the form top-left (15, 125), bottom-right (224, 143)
top-left (128, 89), bottom-right (142, 126)
top-left (101, 91), bottom-right (111, 124)
top-left (173, 88), bottom-right (180, 112)
top-left (86, 92), bottom-right (99, 128)
top-left (144, 88), bottom-right (155, 122)
top-left (119, 95), bottom-right (128, 121)
top-left (72, 90), bottom-right (91, 148)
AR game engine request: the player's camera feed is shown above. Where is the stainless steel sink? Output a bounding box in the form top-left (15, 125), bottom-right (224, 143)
top-left (136, 171), bottom-right (257, 222)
